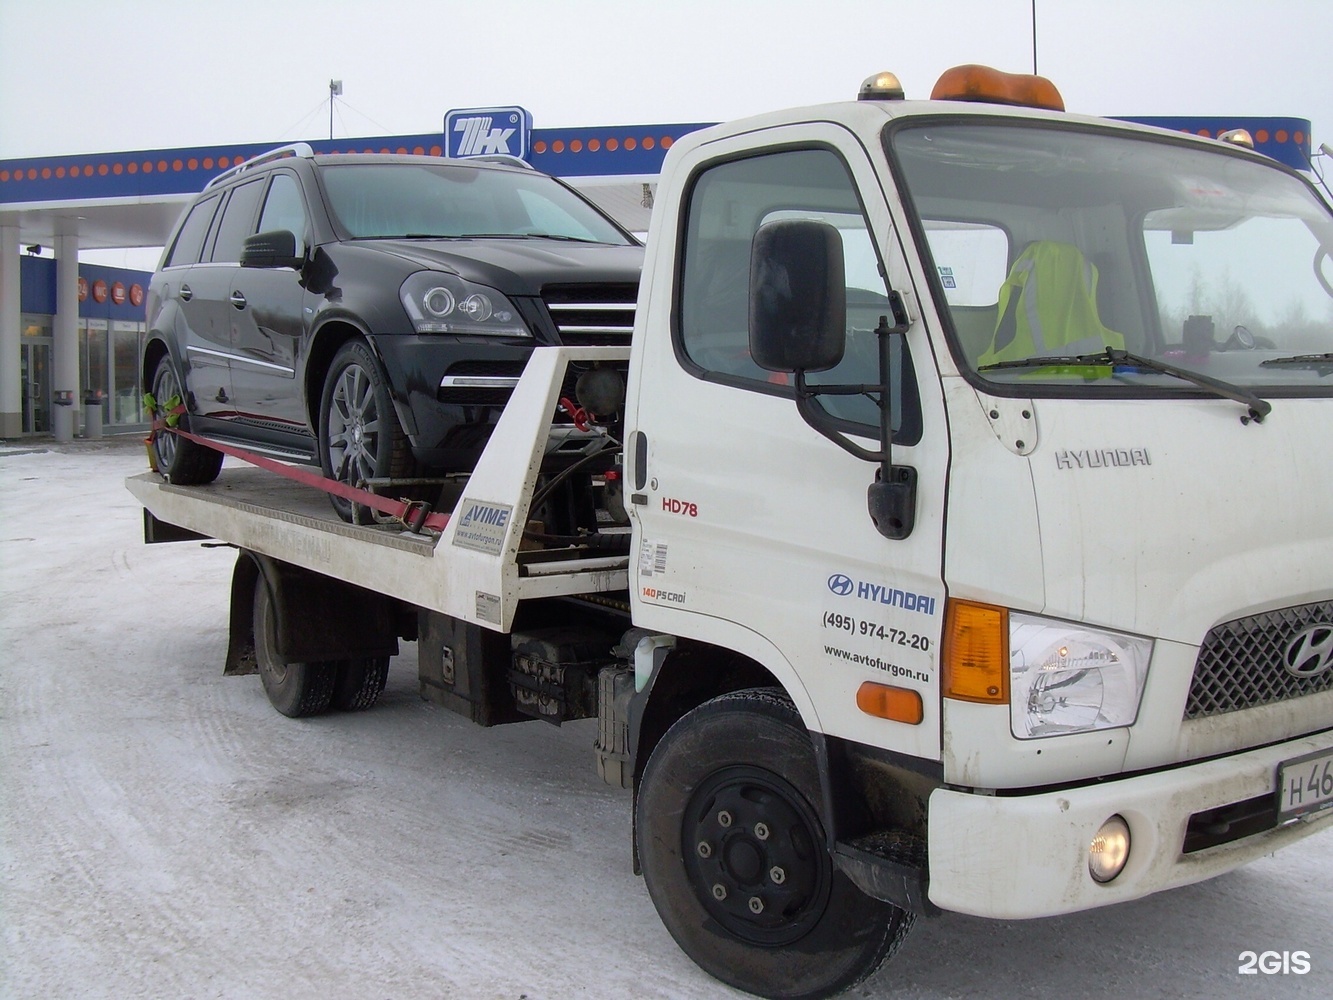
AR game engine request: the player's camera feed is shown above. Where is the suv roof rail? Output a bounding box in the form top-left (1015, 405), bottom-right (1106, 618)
top-left (469, 153), bottom-right (535, 170)
top-left (205, 142), bottom-right (315, 190)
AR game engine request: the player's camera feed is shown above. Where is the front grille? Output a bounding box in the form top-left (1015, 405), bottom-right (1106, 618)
top-left (543, 283), bottom-right (637, 345)
top-left (1185, 601), bottom-right (1333, 719)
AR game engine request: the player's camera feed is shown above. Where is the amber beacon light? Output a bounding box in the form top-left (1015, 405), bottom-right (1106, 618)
top-left (931, 64), bottom-right (1065, 112)
top-left (858, 71), bottom-right (906, 101)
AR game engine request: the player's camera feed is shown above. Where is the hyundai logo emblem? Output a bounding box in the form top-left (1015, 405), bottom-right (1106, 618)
top-left (827, 574), bottom-right (854, 596)
top-left (1283, 624), bottom-right (1333, 679)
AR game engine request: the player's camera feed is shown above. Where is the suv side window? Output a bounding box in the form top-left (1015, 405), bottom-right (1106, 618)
top-left (257, 173), bottom-right (309, 246)
top-left (210, 178), bottom-right (267, 263)
top-left (164, 193), bottom-right (221, 268)
top-left (677, 146), bottom-right (920, 442)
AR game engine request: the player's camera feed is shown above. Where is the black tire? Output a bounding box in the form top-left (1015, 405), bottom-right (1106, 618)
top-left (318, 339), bottom-right (418, 523)
top-left (149, 354), bottom-right (223, 485)
top-left (253, 580), bottom-right (334, 718)
top-left (636, 688), bottom-right (914, 1000)
top-left (331, 657), bottom-right (390, 711)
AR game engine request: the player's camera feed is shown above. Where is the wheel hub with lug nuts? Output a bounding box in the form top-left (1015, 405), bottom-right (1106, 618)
top-left (682, 765), bottom-right (833, 947)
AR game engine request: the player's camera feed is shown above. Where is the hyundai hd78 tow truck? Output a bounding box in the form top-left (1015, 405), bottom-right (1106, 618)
top-left (129, 64), bottom-right (1333, 999)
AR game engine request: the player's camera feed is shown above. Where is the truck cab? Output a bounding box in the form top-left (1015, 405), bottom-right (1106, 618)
top-left (625, 65), bottom-right (1332, 993)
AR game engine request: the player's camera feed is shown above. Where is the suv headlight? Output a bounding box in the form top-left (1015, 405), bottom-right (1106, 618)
top-left (400, 272), bottom-right (531, 337)
top-left (1009, 613), bottom-right (1152, 739)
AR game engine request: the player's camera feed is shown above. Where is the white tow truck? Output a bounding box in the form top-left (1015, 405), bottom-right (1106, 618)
top-left (129, 65), bottom-right (1333, 999)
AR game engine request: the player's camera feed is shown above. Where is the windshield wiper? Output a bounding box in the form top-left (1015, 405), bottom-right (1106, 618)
top-left (979, 347), bottom-right (1271, 423)
top-left (455, 232), bottom-right (603, 243)
top-left (1260, 352), bottom-right (1333, 375)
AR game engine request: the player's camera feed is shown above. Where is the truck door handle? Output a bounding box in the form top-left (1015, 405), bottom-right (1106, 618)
top-left (230, 290), bottom-right (247, 309)
top-left (179, 284), bottom-right (192, 301)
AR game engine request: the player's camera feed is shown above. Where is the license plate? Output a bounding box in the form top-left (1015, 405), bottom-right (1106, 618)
top-left (1276, 748), bottom-right (1333, 820)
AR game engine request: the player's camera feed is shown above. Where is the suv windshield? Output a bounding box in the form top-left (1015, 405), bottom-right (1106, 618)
top-left (889, 122), bottom-right (1333, 394)
top-left (318, 161), bottom-right (633, 245)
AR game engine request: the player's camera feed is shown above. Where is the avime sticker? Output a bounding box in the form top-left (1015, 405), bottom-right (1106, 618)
top-left (452, 499), bottom-right (514, 555)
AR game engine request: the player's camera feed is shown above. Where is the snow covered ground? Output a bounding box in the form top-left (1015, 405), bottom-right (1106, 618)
top-left (2, 438), bottom-right (1331, 999)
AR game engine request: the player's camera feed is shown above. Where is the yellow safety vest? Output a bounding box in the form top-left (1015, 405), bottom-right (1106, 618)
top-left (978, 241), bottom-right (1125, 366)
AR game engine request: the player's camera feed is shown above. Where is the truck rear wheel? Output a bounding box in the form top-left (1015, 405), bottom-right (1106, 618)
top-left (253, 581), bottom-right (334, 717)
top-left (636, 688), bottom-right (913, 1000)
top-left (331, 657), bottom-right (390, 711)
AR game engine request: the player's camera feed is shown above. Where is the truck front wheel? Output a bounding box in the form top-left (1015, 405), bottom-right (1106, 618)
top-left (636, 689), bottom-right (913, 1000)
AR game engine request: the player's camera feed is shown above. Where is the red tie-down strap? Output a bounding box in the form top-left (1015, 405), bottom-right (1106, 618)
top-left (144, 400), bottom-right (450, 534)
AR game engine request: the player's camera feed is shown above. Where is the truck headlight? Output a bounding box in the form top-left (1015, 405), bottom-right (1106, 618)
top-left (400, 272), bottom-right (531, 337)
top-left (1009, 613), bottom-right (1152, 739)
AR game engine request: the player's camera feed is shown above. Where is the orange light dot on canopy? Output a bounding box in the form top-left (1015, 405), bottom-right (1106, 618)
top-left (932, 64), bottom-right (1064, 112)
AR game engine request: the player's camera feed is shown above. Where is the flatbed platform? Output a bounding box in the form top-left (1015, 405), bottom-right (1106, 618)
top-left (129, 467), bottom-right (444, 555)
top-left (125, 344), bottom-right (633, 632)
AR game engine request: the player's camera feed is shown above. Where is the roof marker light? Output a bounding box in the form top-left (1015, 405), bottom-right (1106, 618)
top-left (1217, 128), bottom-right (1256, 150)
top-left (858, 71), bottom-right (906, 101)
top-left (931, 64), bottom-right (1065, 112)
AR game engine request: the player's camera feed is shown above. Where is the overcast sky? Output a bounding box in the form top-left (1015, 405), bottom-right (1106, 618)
top-left (2, 0), bottom-right (1330, 159)
top-left (2, 0), bottom-right (1329, 267)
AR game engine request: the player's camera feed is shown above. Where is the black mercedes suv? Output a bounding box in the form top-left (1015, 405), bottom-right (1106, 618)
top-left (143, 144), bottom-right (641, 519)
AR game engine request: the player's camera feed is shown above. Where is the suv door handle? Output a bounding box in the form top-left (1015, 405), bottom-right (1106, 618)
top-left (179, 284), bottom-right (192, 301)
top-left (230, 290), bottom-right (247, 309)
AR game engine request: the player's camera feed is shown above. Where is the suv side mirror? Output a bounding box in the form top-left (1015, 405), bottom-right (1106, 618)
top-left (242, 229), bottom-right (303, 270)
top-left (748, 219), bottom-right (846, 373)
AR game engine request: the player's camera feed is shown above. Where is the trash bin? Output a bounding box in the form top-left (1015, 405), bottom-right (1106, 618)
top-left (82, 390), bottom-right (103, 440)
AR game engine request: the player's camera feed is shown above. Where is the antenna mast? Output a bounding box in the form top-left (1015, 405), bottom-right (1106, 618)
top-left (328, 79), bottom-right (343, 140)
top-left (1031, 1), bottom-right (1038, 74)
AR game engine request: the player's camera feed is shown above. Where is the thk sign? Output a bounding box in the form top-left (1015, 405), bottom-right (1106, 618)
top-left (445, 106), bottom-right (532, 160)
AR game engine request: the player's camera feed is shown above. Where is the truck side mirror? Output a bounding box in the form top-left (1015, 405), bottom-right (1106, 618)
top-left (748, 220), bottom-right (846, 373)
top-left (242, 229), bottom-right (304, 270)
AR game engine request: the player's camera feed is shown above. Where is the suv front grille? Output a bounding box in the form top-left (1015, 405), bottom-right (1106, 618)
top-left (1185, 601), bottom-right (1333, 719)
top-left (543, 283), bottom-right (637, 345)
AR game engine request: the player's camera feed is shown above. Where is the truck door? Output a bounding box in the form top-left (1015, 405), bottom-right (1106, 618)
top-left (627, 126), bottom-right (949, 761)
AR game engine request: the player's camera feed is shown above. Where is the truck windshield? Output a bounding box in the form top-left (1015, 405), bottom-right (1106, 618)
top-left (318, 162), bottom-right (633, 245)
top-left (888, 122), bottom-right (1333, 394)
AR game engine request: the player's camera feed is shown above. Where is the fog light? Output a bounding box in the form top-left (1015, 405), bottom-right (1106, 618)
top-left (1089, 815), bottom-right (1130, 883)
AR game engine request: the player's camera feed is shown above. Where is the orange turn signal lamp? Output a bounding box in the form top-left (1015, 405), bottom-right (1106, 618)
top-left (856, 682), bottom-right (923, 725)
top-left (942, 598), bottom-right (1010, 704)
